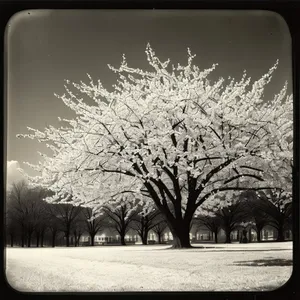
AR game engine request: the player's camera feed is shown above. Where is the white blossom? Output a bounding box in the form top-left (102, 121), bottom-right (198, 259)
top-left (18, 45), bottom-right (292, 220)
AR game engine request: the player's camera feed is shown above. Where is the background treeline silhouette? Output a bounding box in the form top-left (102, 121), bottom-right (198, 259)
top-left (5, 182), bottom-right (292, 247)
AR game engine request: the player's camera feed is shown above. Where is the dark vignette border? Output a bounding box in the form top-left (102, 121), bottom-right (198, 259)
top-left (0, 1), bottom-right (299, 300)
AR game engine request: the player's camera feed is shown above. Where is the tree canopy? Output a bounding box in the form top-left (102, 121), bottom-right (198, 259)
top-left (18, 45), bottom-right (293, 247)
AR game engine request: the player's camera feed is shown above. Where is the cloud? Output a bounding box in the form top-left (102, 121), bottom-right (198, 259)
top-left (6, 161), bottom-right (26, 188)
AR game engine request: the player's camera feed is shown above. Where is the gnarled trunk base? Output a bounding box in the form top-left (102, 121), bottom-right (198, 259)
top-left (225, 231), bottom-right (232, 244)
top-left (276, 227), bottom-right (285, 242)
top-left (90, 234), bottom-right (95, 246)
top-left (170, 224), bottom-right (192, 249)
top-left (158, 234), bottom-right (162, 244)
top-left (120, 235), bottom-right (126, 246)
top-left (257, 229), bottom-right (261, 242)
top-left (214, 231), bottom-right (218, 244)
top-left (141, 234), bottom-right (148, 245)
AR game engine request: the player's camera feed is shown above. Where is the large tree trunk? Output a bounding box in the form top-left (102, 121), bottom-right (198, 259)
top-left (142, 231), bottom-right (148, 245)
top-left (276, 226), bottom-right (285, 242)
top-left (157, 233), bottom-right (162, 244)
top-left (256, 228), bottom-right (262, 242)
top-left (119, 229), bottom-right (126, 245)
top-left (224, 229), bottom-right (231, 244)
top-left (74, 234), bottom-right (78, 247)
top-left (214, 230), bottom-right (218, 243)
top-left (172, 231), bottom-right (191, 248)
top-left (52, 232), bottom-right (56, 247)
top-left (248, 229), bottom-right (252, 242)
top-left (120, 234), bottom-right (126, 246)
top-left (90, 233), bottom-right (95, 246)
top-left (169, 222), bottom-right (191, 248)
top-left (76, 235), bottom-right (82, 246)
top-left (256, 225), bottom-right (263, 242)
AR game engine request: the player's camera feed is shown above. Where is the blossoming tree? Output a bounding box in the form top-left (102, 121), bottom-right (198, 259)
top-left (18, 44), bottom-right (292, 248)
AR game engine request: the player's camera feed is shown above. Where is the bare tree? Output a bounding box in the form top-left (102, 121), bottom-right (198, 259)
top-left (131, 209), bottom-right (161, 245)
top-left (33, 198), bottom-right (50, 247)
top-left (5, 209), bottom-right (18, 247)
top-left (24, 188), bottom-right (48, 247)
top-left (254, 190), bottom-right (292, 241)
top-left (83, 208), bottom-right (104, 246)
top-left (6, 181), bottom-right (28, 247)
top-left (215, 201), bottom-right (250, 243)
top-left (242, 190), bottom-right (271, 242)
top-left (48, 203), bottom-right (83, 247)
top-left (73, 219), bottom-right (85, 247)
top-left (34, 219), bottom-right (48, 247)
top-left (48, 212), bottom-right (61, 247)
top-left (196, 215), bottom-right (222, 243)
top-left (103, 202), bottom-right (136, 246)
top-left (6, 182), bottom-right (49, 247)
top-left (152, 219), bottom-right (168, 244)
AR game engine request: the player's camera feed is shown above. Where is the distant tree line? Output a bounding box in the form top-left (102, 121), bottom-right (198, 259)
top-left (5, 181), bottom-right (169, 247)
top-left (5, 181), bottom-right (292, 248)
top-left (196, 190), bottom-right (292, 243)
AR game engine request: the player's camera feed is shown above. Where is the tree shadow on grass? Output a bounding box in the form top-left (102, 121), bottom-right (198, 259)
top-left (234, 258), bottom-right (293, 267)
top-left (157, 248), bottom-right (292, 252)
top-left (126, 245), bottom-right (292, 252)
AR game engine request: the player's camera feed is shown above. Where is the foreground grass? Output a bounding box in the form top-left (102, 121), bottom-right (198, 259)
top-left (5, 242), bottom-right (292, 292)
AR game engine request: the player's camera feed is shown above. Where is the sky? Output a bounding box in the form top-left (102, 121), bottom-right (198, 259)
top-left (6, 161), bottom-right (26, 187)
top-left (6, 9), bottom-right (292, 181)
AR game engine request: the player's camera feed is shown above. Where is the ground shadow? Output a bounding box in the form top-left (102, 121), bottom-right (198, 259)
top-left (158, 248), bottom-right (291, 252)
top-left (234, 258), bottom-right (292, 267)
top-left (129, 246), bottom-right (292, 252)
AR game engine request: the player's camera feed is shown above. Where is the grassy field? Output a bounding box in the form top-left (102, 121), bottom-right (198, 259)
top-left (5, 242), bottom-right (292, 292)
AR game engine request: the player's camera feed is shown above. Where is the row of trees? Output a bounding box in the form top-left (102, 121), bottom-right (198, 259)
top-left (5, 181), bottom-right (169, 247)
top-left (6, 180), bottom-right (292, 248)
top-left (196, 190), bottom-right (292, 243)
top-left (16, 45), bottom-right (293, 248)
top-left (6, 181), bottom-right (83, 247)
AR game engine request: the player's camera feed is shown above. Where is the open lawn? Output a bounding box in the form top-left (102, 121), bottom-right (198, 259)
top-left (5, 242), bottom-right (293, 292)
